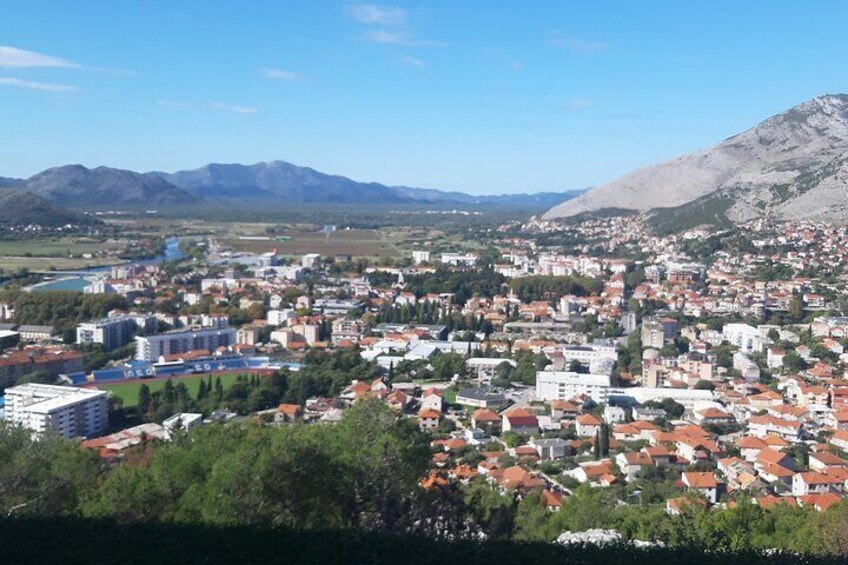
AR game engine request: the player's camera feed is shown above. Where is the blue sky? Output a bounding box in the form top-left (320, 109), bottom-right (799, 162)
top-left (2, 1), bottom-right (848, 194)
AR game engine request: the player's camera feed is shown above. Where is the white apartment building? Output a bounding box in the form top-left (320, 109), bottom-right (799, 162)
top-left (561, 344), bottom-right (618, 374)
top-left (412, 250), bottom-right (431, 265)
top-left (535, 371), bottom-right (612, 403)
top-left (76, 314), bottom-right (156, 351)
top-left (4, 383), bottom-right (108, 438)
top-left (135, 328), bottom-right (237, 362)
top-left (440, 253), bottom-right (477, 267)
top-left (267, 309), bottom-right (296, 327)
top-left (722, 323), bottom-right (767, 354)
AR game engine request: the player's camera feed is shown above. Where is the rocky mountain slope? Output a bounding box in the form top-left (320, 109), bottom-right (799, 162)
top-left (544, 94), bottom-right (848, 226)
top-left (23, 165), bottom-right (197, 207)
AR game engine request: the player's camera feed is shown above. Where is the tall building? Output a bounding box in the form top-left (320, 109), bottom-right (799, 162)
top-left (135, 328), bottom-right (237, 362)
top-left (641, 316), bottom-right (678, 349)
top-left (76, 314), bottom-right (156, 351)
top-left (4, 383), bottom-right (108, 438)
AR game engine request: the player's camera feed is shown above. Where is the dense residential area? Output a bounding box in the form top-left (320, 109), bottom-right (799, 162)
top-left (0, 215), bottom-right (848, 557)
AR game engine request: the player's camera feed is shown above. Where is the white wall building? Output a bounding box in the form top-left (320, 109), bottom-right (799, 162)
top-left (77, 314), bottom-right (155, 352)
top-left (535, 371), bottom-right (612, 403)
top-left (440, 253), bottom-right (477, 267)
top-left (135, 328), bottom-right (237, 361)
top-left (163, 412), bottom-right (204, 438)
top-left (723, 323), bottom-right (767, 354)
top-left (4, 384), bottom-right (108, 438)
top-left (267, 309), bottom-right (295, 327)
top-left (561, 344), bottom-right (618, 374)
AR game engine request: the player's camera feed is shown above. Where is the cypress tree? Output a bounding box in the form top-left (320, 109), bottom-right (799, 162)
top-left (138, 384), bottom-right (151, 416)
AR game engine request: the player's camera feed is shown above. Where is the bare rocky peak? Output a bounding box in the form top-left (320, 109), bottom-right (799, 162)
top-left (543, 94), bottom-right (848, 224)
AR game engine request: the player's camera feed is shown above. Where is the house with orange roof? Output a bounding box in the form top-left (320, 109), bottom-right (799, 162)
top-left (418, 408), bottom-right (440, 432)
top-left (616, 451), bottom-right (654, 482)
top-left (340, 380), bottom-right (372, 401)
top-left (575, 413), bottom-right (602, 437)
top-left (666, 496), bottom-right (708, 516)
top-left (753, 495), bottom-right (795, 509)
top-left (449, 464), bottom-right (478, 482)
top-left (488, 465), bottom-right (545, 491)
top-left (420, 388), bottom-right (444, 413)
top-left (675, 435), bottom-right (722, 464)
top-left (737, 436), bottom-right (768, 462)
top-left (809, 451), bottom-right (848, 471)
top-left (275, 403), bottom-right (302, 423)
top-left (693, 407), bottom-right (735, 426)
top-left (612, 420), bottom-right (658, 442)
top-left (682, 472), bottom-right (720, 504)
top-left (385, 389), bottom-right (412, 412)
top-left (502, 407), bottom-right (539, 436)
top-left (550, 399), bottom-right (580, 420)
top-left (797, 492), bottom-right (842, 512)
top-left (571, 460), bottom-right (615, 485)
top-left (747, 415), bottom-right (802, 440)
top-left (791, 471), bottom-right (844, 497)
top-left (542, 489), bottom-right (563, 511)
top-left (472, 408), bottom-right (501, 432)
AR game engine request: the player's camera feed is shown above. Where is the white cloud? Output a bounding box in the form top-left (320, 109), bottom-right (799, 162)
top-left (0, 45), bottom-right (79, 68)
top-left (208, 102), bottom-right (258, 114)
top-left (548, 34), bottom-right (611, 53)
top-left (263, 68), bottom-right (304, 81)
top-left (399, 55), bottom-right (425, 68)
top-left (364, 30), bottom-right (447, 47)
top-left (0, 77), bottom-right (78, 92)
top-left (570, 98), bottom-right (591, 109)
top-left (349, 4), bottom-right (408, 26)
top-left (156, 99), bottom-right (191, 107)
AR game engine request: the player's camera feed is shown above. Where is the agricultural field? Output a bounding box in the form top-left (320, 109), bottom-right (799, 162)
top-left (96, 372), bottom-right (259, 407)
top-left (0, 237), bottom-right (125, 272)
top-left (222, 228), bottom-right (404, 259)
top-left (0, 238), bottom-right (111, 257)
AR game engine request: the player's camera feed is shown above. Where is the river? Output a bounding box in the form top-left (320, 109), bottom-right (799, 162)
top-left (28, 236), bottom-right (185, 292)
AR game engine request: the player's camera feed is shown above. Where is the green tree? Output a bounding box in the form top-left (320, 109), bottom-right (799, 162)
top-left (137, 384), bottom-right (151, 416)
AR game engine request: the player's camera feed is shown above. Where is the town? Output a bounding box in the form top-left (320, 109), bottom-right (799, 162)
top-left (2, 213), bottom-right (848, 554)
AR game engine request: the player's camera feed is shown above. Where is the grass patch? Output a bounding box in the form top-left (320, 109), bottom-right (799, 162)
top-left (99, 373), bottom-right (250, 407)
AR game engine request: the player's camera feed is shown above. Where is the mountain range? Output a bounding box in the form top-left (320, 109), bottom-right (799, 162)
top-left (0, 161), bottom-right (585, 210)
top-left (0, 189), bottom-right (98, 228)
top-left (544, 94), bottom-right (848, 232)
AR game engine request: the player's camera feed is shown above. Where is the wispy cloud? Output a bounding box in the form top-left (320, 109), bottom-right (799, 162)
top-left (0, 77), bottom-right (78, 92)
top-left (350, 4), bottom-right (446, 47)
top-left (548, 34), bottom-right (611, 53)
top-left (0, 45), bottom-right (80, 68)
top-left (570, 98), bottom-right (592, 109)
top-left (262, 68), bottom-right (304, 81)
top-left (156, 99), bottom-right (192, 108)
top-left (208, 102), bottom-right (258, 114)
top-left (157, 100), bottom-right (258, 114)
top-left (349, 4), bottom-right (408, 26)
top-left (364, 30), bottom-right (447, 47)
top-left (399, 55), bottom-right (426, 68)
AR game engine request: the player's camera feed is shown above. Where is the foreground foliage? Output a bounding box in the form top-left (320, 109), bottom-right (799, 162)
top-left (2, 400), bottom-right (848, 558)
